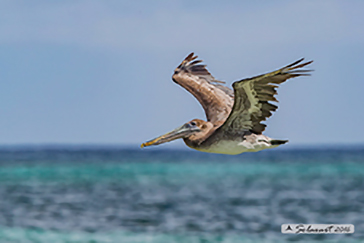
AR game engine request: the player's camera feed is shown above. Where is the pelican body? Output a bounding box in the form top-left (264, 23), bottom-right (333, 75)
top-left (141, 53), bottom-right (312, 155)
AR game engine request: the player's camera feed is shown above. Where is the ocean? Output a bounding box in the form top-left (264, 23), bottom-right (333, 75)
top-left (0, 145), bottom-right (363, 243)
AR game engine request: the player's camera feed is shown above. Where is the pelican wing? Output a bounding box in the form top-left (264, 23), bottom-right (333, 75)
top-left (219, 58), bottom-right (313, 134)
top-left (172, 53), bottom-right (234, 126)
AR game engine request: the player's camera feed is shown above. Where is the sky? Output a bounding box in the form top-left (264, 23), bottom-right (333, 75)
top-left (0, 1), bottom-right (363, 147)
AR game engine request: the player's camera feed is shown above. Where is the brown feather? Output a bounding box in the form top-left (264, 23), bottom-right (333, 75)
top-left (172, 53), bottom-right (234, 125)
top-left (217, 58), bottom-right (313, 134)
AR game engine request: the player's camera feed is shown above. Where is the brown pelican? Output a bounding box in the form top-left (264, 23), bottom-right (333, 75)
top-left (141, 53), bottom-right (312, 155)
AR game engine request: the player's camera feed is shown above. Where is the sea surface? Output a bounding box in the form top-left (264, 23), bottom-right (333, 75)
top-left (0, 145), bottom-right (363, 243)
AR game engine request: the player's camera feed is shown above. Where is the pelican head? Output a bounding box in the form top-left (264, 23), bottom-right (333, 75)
top-left (141, 119), bottom-right (213, 148)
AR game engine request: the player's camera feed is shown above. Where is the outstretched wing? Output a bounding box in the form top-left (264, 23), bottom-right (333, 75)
top-left (218, 58), bottom-right (313, 134)
top-left (172, 53), bottom-right (234, 126)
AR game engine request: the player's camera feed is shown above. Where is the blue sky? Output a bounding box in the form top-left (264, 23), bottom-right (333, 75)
top-left (0, 1), bottom-right (363, 146)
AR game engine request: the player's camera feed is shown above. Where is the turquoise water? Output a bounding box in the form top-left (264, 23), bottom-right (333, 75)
top-left (0, 146), bottom-right (363, 242)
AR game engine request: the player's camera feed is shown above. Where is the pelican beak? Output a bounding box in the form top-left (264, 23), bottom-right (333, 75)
top-left (141, 123), bottom-right (200, 148)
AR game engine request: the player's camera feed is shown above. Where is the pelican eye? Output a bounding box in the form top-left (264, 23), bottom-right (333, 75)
top-left (190, 121), bottom-right (196, 126)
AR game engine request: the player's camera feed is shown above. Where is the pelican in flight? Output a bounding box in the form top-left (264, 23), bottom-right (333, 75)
top-left (141, 53), bottom-right (313, 155)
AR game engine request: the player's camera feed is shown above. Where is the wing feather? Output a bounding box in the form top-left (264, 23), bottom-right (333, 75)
top-left (218, 58), bottom-right (313, 134)
top-left (172, 53), bottom-right (234, 125)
